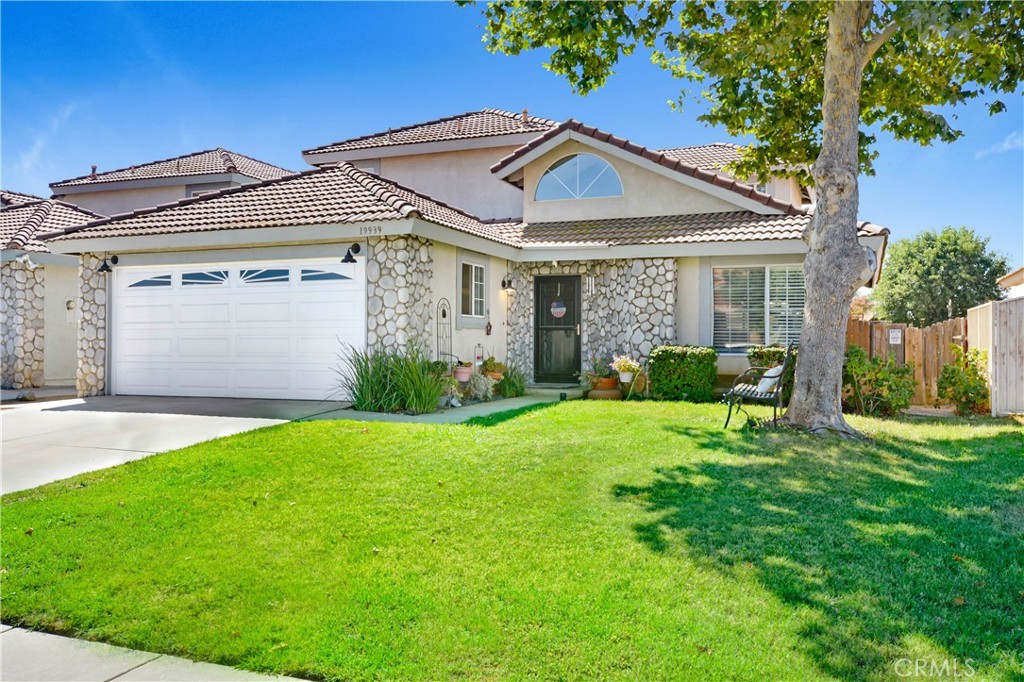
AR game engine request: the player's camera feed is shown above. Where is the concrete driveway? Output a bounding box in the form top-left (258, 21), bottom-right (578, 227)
top-left (1, 396), bottom-right (345, 494)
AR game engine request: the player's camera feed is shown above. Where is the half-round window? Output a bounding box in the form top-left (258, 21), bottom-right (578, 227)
top-left (535, 153), bottom-right (623, 201)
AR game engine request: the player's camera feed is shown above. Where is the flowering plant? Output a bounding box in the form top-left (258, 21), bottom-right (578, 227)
top-left (610, 355), bottom-right (641, 374)
top-left (584, 352), bottom-right (614, 381)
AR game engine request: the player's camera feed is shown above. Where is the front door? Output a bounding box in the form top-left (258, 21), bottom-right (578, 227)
top-left (534, 275), bottom-right (581, 383)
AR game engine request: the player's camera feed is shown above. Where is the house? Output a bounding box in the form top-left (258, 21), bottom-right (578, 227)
top-left (43, 109), bottom-right (888, 400)
top-left (50, 148), bottom-right (293, 217)
top-left (997, 266), bottom-right (1024, 300)
top-left (1, 191), bottom-right (103, 389)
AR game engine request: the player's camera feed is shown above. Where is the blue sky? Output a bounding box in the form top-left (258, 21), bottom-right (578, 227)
top-left (3, 2), bottom-right (1022, 268)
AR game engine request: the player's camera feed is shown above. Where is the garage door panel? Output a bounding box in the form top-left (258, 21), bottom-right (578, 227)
top-left (179, 303), bottom-right (231, 323)
top-left (113, 259), bottom-right (365, 400)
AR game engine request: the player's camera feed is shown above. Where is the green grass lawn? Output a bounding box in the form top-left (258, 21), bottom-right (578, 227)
top-left (2, 402), bottom-right (1022, 681)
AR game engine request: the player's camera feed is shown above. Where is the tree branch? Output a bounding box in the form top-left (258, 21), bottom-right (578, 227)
top-left (862, 21), bottom-right (898, 66)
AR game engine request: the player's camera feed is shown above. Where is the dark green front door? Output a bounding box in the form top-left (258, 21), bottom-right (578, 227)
top-left (534, 275), bottom-right (581, 383)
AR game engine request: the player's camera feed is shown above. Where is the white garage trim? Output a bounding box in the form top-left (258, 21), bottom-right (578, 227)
top-left (112, 257), bottom-right (365, 400)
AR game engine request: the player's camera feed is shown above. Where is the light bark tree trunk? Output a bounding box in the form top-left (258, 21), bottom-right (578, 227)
top-left (784, 1), bottom-right (875, 436)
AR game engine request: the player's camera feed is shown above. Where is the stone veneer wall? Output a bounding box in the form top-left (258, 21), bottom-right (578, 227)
top-left (365, 236), bottom-right (433, 351)
top-left (1, 258), bottom-right (46, 389)
top-left (77, 253), bottom-right (107, 397)
top-left (507, 258), bottom-right (677, 381)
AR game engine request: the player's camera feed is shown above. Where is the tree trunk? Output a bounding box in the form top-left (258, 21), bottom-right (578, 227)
top-left (784, 1), bottom-right (873, 436)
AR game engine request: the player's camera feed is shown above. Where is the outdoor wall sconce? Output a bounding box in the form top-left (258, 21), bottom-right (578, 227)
top-left (97, 255), bottom-right (119, 273)
top-left (500, 275), bottom-right (515, 292)
top-left (341, 243), bottom-right (361, 264)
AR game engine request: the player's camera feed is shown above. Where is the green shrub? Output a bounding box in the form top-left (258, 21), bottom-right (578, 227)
top-left (938, 345), bottom-right (989, 415)
top-left (335, 344), bottom-right (445, 415)
top-left (841, 346), bottom-right (916, 417)
top-left (495, 364), bottom-right (526, 398)
top-left (648, 346), bottom-right (718, 402)
top-left (746, 345), bottom-right (798, 405)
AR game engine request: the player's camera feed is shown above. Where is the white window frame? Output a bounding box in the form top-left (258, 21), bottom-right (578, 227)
top-left (456, 250), bottom-right (489, 329)
top-left (534, 153), bottom-right (624, 202)
top-left (711, 264), bottom-right (805, 352)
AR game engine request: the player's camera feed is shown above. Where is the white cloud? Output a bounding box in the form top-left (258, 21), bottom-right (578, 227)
top-left (975, 130), bottom-right (1024, 159)
top-left (16, 102), bottom-right (79, 177)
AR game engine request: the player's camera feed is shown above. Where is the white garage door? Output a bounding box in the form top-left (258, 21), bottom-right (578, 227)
top-left (112, 258), bottom-right (365, 400)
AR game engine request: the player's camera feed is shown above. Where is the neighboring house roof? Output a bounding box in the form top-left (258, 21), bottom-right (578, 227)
top-left (1, 197), bottom-right (104, 253)
top-left (513, 213), bottom-right (887, 248)
top-left (997, 266), bottom-right (1024, 289)
top-left (1, 189), bottom-right (47, 207)
top-left (490, 119), bottom-right (805, 217)
top-left (50, 148), bottom-right (293, 189)
top-left (303, 108), bottom-right (559, 156)
top-left (658, 143), bottom-right (744, 171)
top-left (48, 164), bottom-right (522, 247)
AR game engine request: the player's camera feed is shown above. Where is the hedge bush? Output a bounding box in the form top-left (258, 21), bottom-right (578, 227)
top-left (648, 345), bottom-right (718, 402)
top-left (841, 346), bottom-right (916, 417)
top-left (938, 345), bottom-right (989, 415)
top-left (746, 345), bottom-right (798, 405)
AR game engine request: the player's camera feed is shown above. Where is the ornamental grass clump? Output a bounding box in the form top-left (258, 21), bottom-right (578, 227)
top-left (335, 343), bottom-right (445, 414)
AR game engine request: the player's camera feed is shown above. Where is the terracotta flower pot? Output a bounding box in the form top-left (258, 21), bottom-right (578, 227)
top-left (592, 377), bottom-right (618, 390)
top-left (453, 366), bottom-right (473, 382)
top-left (484, 371), bottom-right (503, 381)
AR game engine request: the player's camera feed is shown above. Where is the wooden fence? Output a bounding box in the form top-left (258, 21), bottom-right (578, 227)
top-left (845, 317), bottom-right (967, 406)
top-left (968, 298), bottom-right (1024, 416)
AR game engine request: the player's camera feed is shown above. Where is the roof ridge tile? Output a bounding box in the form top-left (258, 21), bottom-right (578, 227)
top-left (337, 164), bottom-right (419, 219)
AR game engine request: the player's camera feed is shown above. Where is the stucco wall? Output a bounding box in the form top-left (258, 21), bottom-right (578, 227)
top-left (507, 258), bottom-right (677, 382)
top-left (429, 242), bottom-right (510, 365)
top-left (522, 140), bottom-right (741, 224)
top-left (58, 185), bottom-right (188, 217)
top-left (43, 263), bottom-right (79, 384)
top-left (1, 258), bottom-right (46, 389)
top-left (376, 146), bottom-right (525, 220)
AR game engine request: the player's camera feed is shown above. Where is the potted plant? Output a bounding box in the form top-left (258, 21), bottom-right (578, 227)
top-left (481, 356), bottom-right (507, 381)
top-left (584, 352), bottom-right (618, 390)
top-left (610, 355), bottom-right (641, 385)
top-left (453, 361), bottom-right (474, 382)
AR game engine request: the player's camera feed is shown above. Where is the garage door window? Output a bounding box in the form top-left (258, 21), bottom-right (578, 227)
top-left (182, 270), bottom-right (228, 286)
top-left (301, 269), bottom-right (350, 282)
top-left (241, 268), bottom-right (290, 284)
top-left (128, 274), bottom-right (172, 288)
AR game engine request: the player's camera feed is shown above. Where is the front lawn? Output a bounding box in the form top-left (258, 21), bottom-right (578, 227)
top-left (2, 403), bottom-right (1022, 681)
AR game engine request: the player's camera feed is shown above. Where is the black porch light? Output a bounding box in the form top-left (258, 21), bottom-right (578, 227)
top-left (97, 255), bottom-right (119, 273)
top-left (341, 243), bottom-right (361, 264)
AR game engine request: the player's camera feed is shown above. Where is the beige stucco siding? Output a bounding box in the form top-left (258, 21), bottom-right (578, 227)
top-left (58, 185), bottom-right (188, 217)
top-left (376, 147), bottom-right (525, 220)
top-left (522, 140), bottom-right (741, 224)
top-left (429, 242), bottom-right (509, 363)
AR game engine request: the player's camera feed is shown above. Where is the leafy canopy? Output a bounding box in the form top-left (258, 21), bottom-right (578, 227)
top-left (873, 226), bottom-right (1009, 326)
top-left (469, 1), bottom-right (1024, 182)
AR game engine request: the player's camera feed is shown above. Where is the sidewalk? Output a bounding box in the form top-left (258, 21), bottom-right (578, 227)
top-left (0, 627), bottom-right (304, 682)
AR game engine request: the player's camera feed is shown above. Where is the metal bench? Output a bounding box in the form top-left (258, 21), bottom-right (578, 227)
top-left (723, 343), bottom-right (797, 428)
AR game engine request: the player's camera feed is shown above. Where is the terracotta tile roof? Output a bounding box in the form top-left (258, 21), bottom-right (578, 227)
top-left (49, 164), bottom-right (521, 247)
top-left (1, 198), bottom-right (104, 252)
top-left (514, 213), bottom-right (887, 248)
top-left (304, 108), bottom-right (559, 156)
top-left (491, 120), bottom-right (806, 217)
top-left (50, 148), bottom-right (293, 188)
top-left (1, 189), bottom-right (46, 207)
top-left (658, 143), bottom-right (744, 171)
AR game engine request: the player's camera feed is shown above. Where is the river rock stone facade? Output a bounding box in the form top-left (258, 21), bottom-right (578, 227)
top-left (77, 253), bottom-right (107, 397)
top-left (1, 258), bottom-right (46, 389)
top-left (365, 235), bottom-right (433, 350)
top-left (507, 258), bottom-right (677, 381)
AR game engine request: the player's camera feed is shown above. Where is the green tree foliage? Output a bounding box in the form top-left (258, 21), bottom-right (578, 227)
top-left (468, 1), bottom-right (1024, 184)
top-left (873, 227), bottom-right (1009, 326)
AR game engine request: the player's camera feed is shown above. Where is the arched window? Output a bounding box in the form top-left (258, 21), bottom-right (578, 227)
top-left (535, 153), bottom-right (623, 201)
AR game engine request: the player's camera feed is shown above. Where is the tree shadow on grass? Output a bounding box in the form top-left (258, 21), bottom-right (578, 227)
top-left (461, 401), bottom-right (558, 428)
top-left (614, 422), bottom-right (1024, 681)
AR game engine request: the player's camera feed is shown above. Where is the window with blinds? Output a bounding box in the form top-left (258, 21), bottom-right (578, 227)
top-left (713, 267), bottom-right (766, 349)
top-left (712, 265), bottom-right (805, 350)
top-left (768, 265), bottom-right (805, 345)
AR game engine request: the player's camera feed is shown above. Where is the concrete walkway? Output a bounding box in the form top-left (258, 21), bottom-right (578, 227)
top-left (0, 627), bottom-right (303, 681)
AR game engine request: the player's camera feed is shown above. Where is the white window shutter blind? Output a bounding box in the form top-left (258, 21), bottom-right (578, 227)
top-left (713, 267), bottom-right (766, 349)
top-left (768, 265), bottom-right (805, 345)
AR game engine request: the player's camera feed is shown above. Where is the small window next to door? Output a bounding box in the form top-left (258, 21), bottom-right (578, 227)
top-left (457, 250), bottom-right (488, 329)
